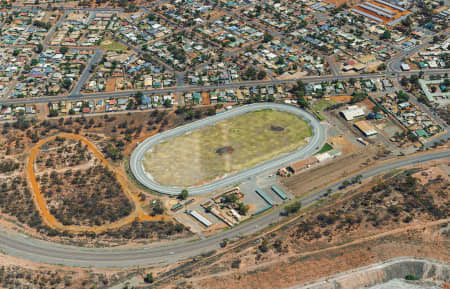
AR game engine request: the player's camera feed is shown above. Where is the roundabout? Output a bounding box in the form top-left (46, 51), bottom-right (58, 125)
top-left (130, 103), bottom-right (326, 195)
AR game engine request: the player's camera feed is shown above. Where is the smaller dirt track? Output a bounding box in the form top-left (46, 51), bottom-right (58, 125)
top-left (27, 133), bottom-right (146, 233)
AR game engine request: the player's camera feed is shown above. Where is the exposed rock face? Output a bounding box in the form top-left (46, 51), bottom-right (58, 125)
top-left (368, 279), bottom-right (442, 289)
top-left (296, 257), bottom-right (449, 289)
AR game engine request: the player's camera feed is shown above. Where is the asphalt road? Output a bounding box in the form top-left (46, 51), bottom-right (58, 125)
top-left (0, 150), bottom-right (447, 268)
top-left (12, 5), bottom-right (124, 12)
top-left (130, 103), bottom-right (326, 195)
top-left (43, 10), bottom-right (68, 48)
top-left (1, 69), bottom-right (448, 107)
top-left (387, 30), bottom-right (450, 73)
top-left (70, 49), bottom-right (104, 97)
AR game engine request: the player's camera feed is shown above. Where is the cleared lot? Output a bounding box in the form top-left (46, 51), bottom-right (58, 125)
top-left (143, 109), bottom-right (312, 187)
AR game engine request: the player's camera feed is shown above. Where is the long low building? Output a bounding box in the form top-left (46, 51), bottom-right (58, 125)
top-left (351, 8), bottom-right (383, 22)
top-left (359, 3), bottom-right (394, 19)
top-left (363, 2), bottom-right (396, 15)
top-left (355, 120), bottom-right (378, 136)
top-left (189, 210), bottom-right (212, 227)
top-left (374, 0), bottom-right (406, 12)
top-left (340, 105), bottom-right (366, 121)
top-left (387, 13), bottom-right (412, 26)
top-left (256, 189), bottom-right (275, 206)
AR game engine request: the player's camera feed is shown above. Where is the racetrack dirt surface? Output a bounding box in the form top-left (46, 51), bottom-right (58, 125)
top-left (28, 133), bottom-right (148, 233)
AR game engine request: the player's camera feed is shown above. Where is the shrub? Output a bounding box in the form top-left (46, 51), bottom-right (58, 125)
top-left (283, 201), bottom-right (302, 215)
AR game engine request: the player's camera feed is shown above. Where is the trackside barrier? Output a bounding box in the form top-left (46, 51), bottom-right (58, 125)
top-left (271, 186), bottom-right (287, 200)
top-left (256, 189), bottom-right (275, 206)
top-left (171, 203), bottom-right (182, 211)
top-left (251, 205), bottom-right (272, 216)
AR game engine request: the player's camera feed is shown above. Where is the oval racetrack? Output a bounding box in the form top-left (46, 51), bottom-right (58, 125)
top-left (130, 103), bottom-right (326, 195)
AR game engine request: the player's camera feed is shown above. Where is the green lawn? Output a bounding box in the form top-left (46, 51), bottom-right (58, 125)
top-left (313, 99), bottom-right (336, 111)
top-left (315, 143), bottom-right (333, 154)
top-left (100, 40), bottom-right (128, 51)
top-left (143, 110), bottom-right (312, 187)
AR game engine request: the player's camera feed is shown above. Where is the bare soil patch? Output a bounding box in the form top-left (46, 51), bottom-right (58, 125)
top-left (39, 165), bottom-right (132, 227)
top-left (215, 146), bottom-right (234, 155)
top-left (158, 161), bottom-right (449, 289)
top-left (270, 125), bottom-right (285, 131)
top-left (281, 146), bottom-right (380, 197)
top-left (0, 109), bottom-right (203, 246)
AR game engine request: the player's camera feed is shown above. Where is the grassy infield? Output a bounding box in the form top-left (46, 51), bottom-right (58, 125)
top-left (143, 110), bottom-right (312, 187)
top-left (100, 39), bottom-right (128, 51)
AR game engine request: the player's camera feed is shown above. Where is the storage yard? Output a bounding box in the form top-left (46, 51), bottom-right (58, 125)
top-left (352, 0), bottom-right (411, 25)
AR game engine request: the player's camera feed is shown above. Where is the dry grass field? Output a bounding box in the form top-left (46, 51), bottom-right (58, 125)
top-left (143, 109), bottom-right (312, 187)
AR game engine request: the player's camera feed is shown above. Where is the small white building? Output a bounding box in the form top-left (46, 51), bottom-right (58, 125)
top-left (401, 63), bottom-right (410, 71)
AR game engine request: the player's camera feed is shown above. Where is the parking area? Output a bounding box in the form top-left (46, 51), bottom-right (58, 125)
top-left (175, 172), bottom-right (295, 233)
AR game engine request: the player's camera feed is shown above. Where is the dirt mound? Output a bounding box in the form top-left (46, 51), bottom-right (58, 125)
top-left (215, 146), bottom-right (234, 155)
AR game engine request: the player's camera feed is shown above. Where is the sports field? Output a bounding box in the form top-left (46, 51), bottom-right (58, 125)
top-left (143, 109), bottom-right (312, 187)
top-left (100, 39), bottom-right (128, 51)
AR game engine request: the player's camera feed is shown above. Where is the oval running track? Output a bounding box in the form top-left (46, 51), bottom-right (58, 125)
top-left (130, 103), bottom-right (326, 195)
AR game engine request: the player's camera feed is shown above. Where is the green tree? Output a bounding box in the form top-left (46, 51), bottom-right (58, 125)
top-left (283, 201), bottom-right (302, 215)
top-left (237, 202), bottom-right (249, 215)
top-left (35, 43), bottom-right (43, 53)
top-left (263, 32), bottom-right (273, 43)
top-left (135, 91), bottom-right (143, 105)
top-left (259, 239), bottom-right (269, 252)
top-left (291, 80), bottom-right (309, 108)
top-left (350, 92), bottom-right (367, 103)
top-left (164, 99), bottom-right (172, 107)
top-left (144, 273), bottom-right (154, 283)
top-left (381, 30), bottom-right (391, 40)
top-left (49, 109), bottom-right (59, 117)
top-left (396, 90), bottom-right (409, 103)
top-left (62, 78), bottom-right (72, 89)
top-left (180, 189), bottom-right (188, 200)
top-left (257, 70), bottom-right (267, 80)
top-left (59, 46), bottom-right (68, 54)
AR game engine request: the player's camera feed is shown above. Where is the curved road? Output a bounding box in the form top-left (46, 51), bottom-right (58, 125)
top-left (130, 103), bottom-right (325, 195)
top-left (0, 150), bottom-right (448, 268)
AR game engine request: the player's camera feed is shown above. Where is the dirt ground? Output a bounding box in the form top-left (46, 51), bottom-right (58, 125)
top-left (330, 95), bottom-right (353, 102)
top-left (159, 160), bottom-right (449, 289)
top-left (0, 252), bottom-right (139, 289)
top-left (328, 134), bottom-right (359, 155)
top-left (0, 109), bottom-right (194, 247)
top-left (105, 78), bottom-right (116, 92)
top-left (281, 146), bottom-right (379, 198)
top-left (143, 110), bottom-right (312, 187)
top-left (186, 223), bottom-right (449, 289)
